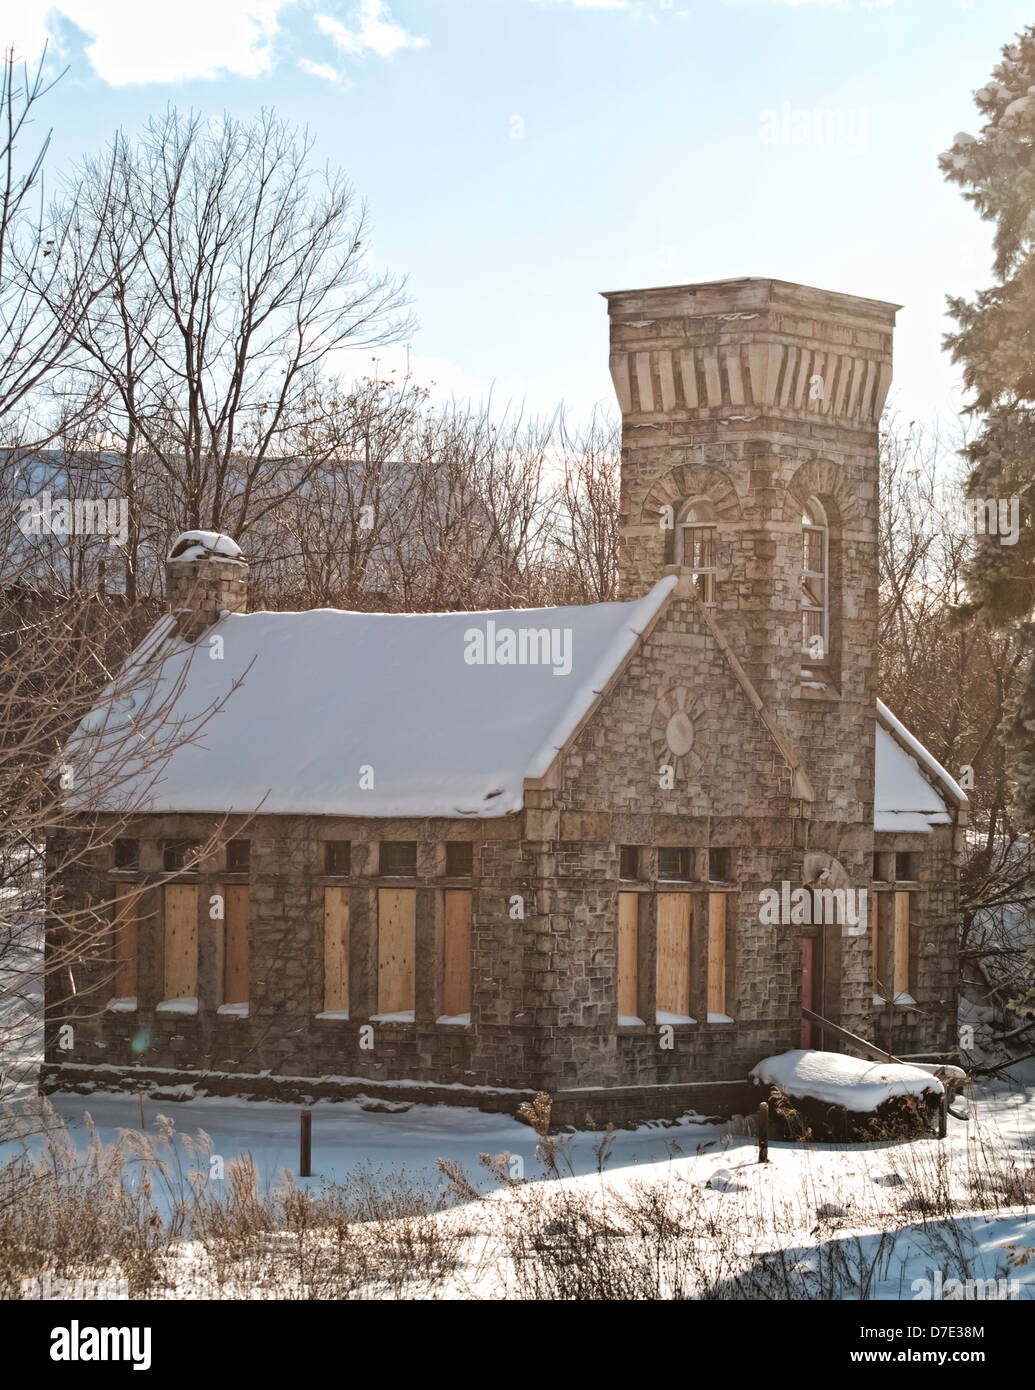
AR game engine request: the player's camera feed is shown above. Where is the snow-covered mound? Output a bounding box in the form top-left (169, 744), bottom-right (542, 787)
top-left (750, 1049), bottom-right (945, 1113)
top-left (167, 531), bottom-right (244, 564)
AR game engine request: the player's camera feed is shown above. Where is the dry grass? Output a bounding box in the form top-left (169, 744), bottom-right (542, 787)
top-left (1, 1091), bottom-right (1032, 1300)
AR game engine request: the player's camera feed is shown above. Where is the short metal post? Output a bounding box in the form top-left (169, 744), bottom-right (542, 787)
top-left (300, 1109), bottom-right (312, 1177)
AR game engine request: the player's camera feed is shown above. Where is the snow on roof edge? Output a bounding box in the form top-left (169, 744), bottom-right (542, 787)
top-left (876, 698), bottom-right (968, 808)
top-left (874, 811), bottom-right (935, 834)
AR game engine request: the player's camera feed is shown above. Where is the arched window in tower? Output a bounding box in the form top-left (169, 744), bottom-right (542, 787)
top-left (676, 499), bottom-right (717, 605)
top-left (801, 497), bottom-right (828, 661)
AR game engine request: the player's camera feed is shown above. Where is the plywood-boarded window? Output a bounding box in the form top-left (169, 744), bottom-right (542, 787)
top-left (377, 887), bottom-right (416, 1016)
top-left (442, 889), bottom-right (471, 1017)
top-left (871, 890), bottom-right (880, 995)
top-left (224, 885), bottom-right (249, 1006)
top-left (323, 885), bottom-right (349, 1013)
top-left (872, 890), bottom-right (911, 1001)
top-left (163, 884), bottom-right (198, 1001)
top-left (893, 891), bottom-right (911, 998)
top-left (656, 892), bottom-right (691, 1020)
top-left (617, 891), bottom-right (639, 1019)
top-left (707, 893), bottom-right (727, 1018)
top-left (112, 885), bottom-right (138, 998)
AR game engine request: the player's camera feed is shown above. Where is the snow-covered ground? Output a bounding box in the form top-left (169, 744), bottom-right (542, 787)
top-left (3, 934), bottom-right (1033, 1299)
top-left (2, 1068), bottom-right (1032, 1299)
top-left (3, 1088), bottom-right (709, 1198)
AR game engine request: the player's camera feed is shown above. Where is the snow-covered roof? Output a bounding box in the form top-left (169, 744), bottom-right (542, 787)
top-left (750, 1049), bottom-right (945, 1112)
top-left (64, 576), bottom-right (969, 826)
top-left (873, 700), bottom-right (967, 834)
top-left (65, 577), bottom-right (676, 818)
top-left (168, 531), bottom-right (245, 564)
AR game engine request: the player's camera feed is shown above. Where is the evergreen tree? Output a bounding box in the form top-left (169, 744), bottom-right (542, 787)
top-left (941, 25), bottom-right (1035, 828)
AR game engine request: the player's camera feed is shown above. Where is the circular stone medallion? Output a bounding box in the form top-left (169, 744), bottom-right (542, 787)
top-left (665, 710), bottom-right (694, 757)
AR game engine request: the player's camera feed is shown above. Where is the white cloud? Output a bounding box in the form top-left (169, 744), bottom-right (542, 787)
top-left (7, 0), bottom-right (295, 85)
top-left (298, 57), bottom-right (343, 82)
top-left (4, 0), bottom-right (426, 86)
top-left (316, 1), bottom-right (427, 59)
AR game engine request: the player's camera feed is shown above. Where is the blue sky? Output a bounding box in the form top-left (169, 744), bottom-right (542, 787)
top-left (6, 0), bottom-right (1034, 425)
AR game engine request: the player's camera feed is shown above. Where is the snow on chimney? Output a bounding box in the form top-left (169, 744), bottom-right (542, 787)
top-left (166, 530), bottom-right (248, 641)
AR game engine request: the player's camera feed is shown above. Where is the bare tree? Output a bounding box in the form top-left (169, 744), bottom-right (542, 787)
top-left (254, 373), bottom-right (430, 608)
top-left (0, 47), bottom-right (125, 448)
top-left (56, 107), bottom-right (414, 583)
top-left (877, 412), bottom-right (1035, 1065)
top-left (553, 411), bottom-right (620, 603)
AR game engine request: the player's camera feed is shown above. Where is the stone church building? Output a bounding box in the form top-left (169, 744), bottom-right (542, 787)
top-left (45, 277), bottom-right (967, 1123)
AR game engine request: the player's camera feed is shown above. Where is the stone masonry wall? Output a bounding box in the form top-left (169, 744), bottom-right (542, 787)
top-left (47, 814), bottom-right (544, 1092)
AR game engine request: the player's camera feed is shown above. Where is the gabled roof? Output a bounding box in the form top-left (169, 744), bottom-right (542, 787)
top-left (65, 577), bottom-right (677, 819)
top-left (64, 581), bottom-right (967, 829)
top-left (874, 699), bottom-right (968, 834)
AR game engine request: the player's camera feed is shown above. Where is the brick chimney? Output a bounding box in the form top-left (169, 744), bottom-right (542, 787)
top-left (166, 530), bottom-right (248, 641)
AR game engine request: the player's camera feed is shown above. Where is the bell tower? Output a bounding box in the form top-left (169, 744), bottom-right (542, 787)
top-left (603, 276), bottom-right (898, 825)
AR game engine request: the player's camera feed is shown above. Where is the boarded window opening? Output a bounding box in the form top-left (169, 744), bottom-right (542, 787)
top-left (163, 884), bottom-right (198, 1001)
top-left (323, 885), bottom-right (349, 1012)
top-left (224, 884), bottom-right (249, 1005)
top-left (707, 893), bottom-right (727, 1016)
top-left (377, 887), bottom-right (416, 1015)
top-left (871, 890), bottom-right (879, 995)
top-left (112, 885), bottom-right (138, 998)
top-left (872, 890), bottom-right (911, 1000)
top-left (893, 891), bottom-right (910, 997)
top-left (656, 892), bottom-right (691, 1019)
top-left (617, 891), bottom-right (639, 1018)
top-left (443, 889), bottom-right (472, 1016)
